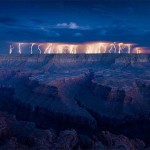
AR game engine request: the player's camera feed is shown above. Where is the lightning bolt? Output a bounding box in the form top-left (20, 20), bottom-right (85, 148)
top-left (118, 43), bottom-right (124, 54)
top-left (9, 44), bottom-right (14, 54)
top-left (99, 43), bottom-right (107, 53)
top-left (59, 45), bottom-right (65, 53)
top-left (127, 44), bottom-right (131, 54)
top-left (109, 42), bottom-right (116, 53)
top-left (44, 44), bottom-right (51, 54)
top-left (11, 42), bottom-right (139, 54)
top-left (18, 43), bottom-right (22, 54)
top-left (136, 48), bottom-right (138, 54)
top-left (73, 45), bottom-right (77, 54)
top-left (48, 43), bottom-right (53, 54)
top-left (38, 44), bottom-right (42, 54)
top-left (31, 43), bottom-right (35, 54)
top-left (136, 48), bottom-right (141, 54)
top-left (99, 43), bottom-right (102, 53)
top-left (44, 45), bottom-right (49, 54)
top-left (75, 45), bottom-right (78, 54)
top-left (103, 45), bottom-right (107, 53)
top-left (69, 45), bottom-right (74, 54)
top-left (87, 45), bottom-right (92, 54)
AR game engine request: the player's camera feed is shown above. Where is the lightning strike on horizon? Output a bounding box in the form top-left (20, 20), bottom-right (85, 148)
top-left (73, 45), bottom-right (78, 54)
top-left (31, 43), bottom-right (35, 54)
top-left (86, 45), bottom-right (92, 54)
top-left (118, 43), bottom-right (125, 54)
top-left (93, 44), bottom-right (100, 53)
top-left (99, 43), bottom-right (102, 53)
top-left (99, 43), bottom-right (107, 53)
top-left (69, 45), bottom-right (78, 54)
top-left (48, 44), bottom-right (53, 54)
top-left (11, 42), bottom-right (144, 54)
top-left (9, 44), bottom-right (14, 54)
top-left (127, 44), bottom-right (131, 54)
top-left (69, 45), bottom-right (74, 54)
top-left (44, 44), bottom-right (51, 54)
top-left (18, 43), bottom-right (22, 54)
top-left (136, 48), bottom-right (141, 54)
top-left (38, 44), bottom-right (42, 54)
top-left (109, 42), bottom-right (117, 53)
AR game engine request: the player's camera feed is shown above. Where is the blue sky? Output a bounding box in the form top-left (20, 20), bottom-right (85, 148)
top-left (0, 0), bottom-right (150, 52)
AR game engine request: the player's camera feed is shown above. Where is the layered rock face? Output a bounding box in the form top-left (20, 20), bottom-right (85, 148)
top-left (0, 54), bottom-right (150, 149)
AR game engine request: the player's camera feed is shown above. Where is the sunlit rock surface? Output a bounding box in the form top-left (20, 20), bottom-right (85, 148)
top-left (0, 54), bottom-right (150, 148)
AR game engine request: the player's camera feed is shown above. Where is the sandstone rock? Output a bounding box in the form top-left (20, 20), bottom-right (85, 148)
top-left (130, 138), bottom-right (145, 150)
top-left (27, 129), bottom-right (56, 150)
top-left (33, 85), bottom-right (59, 98)
top-left (54, 129), bottom-right (78, 149)
top-left (98, 131), bottom-right (145, 150)
top-left (91, 80), bottom-right (111, 100)
top-left (0, 54), bottom-right (149, 148)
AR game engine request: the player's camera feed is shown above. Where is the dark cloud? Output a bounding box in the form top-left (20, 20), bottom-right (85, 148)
top-left (0, 16), bottom-right (19, 26)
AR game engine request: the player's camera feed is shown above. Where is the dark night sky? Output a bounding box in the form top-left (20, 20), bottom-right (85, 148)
top-left (0, 0), bottom-right (150, 51)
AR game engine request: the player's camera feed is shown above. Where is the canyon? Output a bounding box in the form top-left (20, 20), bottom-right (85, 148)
top-left (0, 54), bottom-right (150, 149)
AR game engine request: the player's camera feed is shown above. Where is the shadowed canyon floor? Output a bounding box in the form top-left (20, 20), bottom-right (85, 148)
top-left (0, 54), bottom-right (150, 149)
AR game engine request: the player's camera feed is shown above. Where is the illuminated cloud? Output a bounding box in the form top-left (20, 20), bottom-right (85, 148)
top-left (56, 22), bottom-right (90, 30)
top-left (10, 41), bottom-right (138, 54)
top-left (69, 22), bottom-right (79, 29)
top-left (56, 22), bottom-right (79, 29)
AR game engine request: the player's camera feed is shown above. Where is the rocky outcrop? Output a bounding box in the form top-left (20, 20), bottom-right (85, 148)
top-left (115, 54), bottom-right (150, 65)
top-left (54, 130), bottom-right (78, 149)
top-left (0, 112), bottom-right (146, 150)
top-left (97, 131), bottom-right (145, 150)
top-left (0, 54), bottom-right (150, 147)
top-left (0, 74), bottom-right (97, 132)
top-left (0, 54), bottom-right (149, 70)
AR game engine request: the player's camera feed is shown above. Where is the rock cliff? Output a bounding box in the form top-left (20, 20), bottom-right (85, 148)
top-left (0, 54), bottom-right (150, 148)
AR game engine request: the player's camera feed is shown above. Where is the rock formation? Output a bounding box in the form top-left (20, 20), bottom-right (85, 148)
top-left (0, 54), bottom-right (149, 149)
top-left (0, 112), bottom-right (146, 150)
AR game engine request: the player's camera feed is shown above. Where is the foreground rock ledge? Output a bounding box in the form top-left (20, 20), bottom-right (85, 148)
top-left (0, 112), bottom-right (146, 150)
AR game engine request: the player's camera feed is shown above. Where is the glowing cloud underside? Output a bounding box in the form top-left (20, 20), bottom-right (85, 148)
top-left (9, 42), bottom-right (147, 54)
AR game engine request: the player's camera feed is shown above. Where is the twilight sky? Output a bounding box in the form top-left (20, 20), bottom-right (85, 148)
top-left (0, 0), bottom-right (150, 51)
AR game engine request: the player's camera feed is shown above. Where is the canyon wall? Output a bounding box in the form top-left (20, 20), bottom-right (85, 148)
top-left (0, 54), bottom-right (149, 68)
top-left (0, 54), bottom-right (150, 147)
